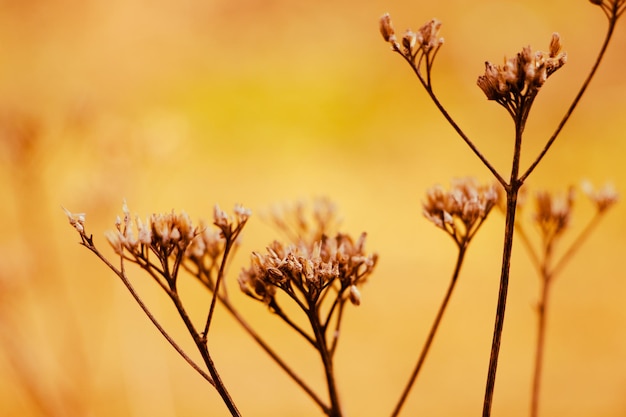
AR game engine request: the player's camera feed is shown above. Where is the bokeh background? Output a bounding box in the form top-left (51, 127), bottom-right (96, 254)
top-left (1, 0), bottom-right (625, 416)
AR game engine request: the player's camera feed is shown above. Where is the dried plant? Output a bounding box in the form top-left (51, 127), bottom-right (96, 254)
top-left (504, 181), bottom-right (618, 417)
top-left (380, 2), bottom-right (623, 416)
top-left (63, 2), bottom-right (624, 416)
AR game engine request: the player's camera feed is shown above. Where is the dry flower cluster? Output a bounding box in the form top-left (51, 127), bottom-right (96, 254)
top-left (422, 178), bottom-right (499, 247)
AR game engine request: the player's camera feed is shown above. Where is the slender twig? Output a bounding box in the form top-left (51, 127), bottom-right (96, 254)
top-left (390, 243), bottom-right (468, 417)
top-left (203, 229), bottom-right (237, 338)
top-left (520, 11), bottom-right (619, 183)
top-left (186, 263), bottom-right (329, 413)
top-left (530, 272), bottom-right (551, 417)
top-left (550, 212), bottom-right (605, 278)
top-left (328, 298), bottom-right (348, 357)
top-left (396, 51), bottom-right (507, 187)
top-left (530, 210), bottom-right (608, 417)
top-left (79, 238), bottom-right (215, 386)
top-left (168, 290), bottom-right (241, 417)
top-left (513, 221), bottom-right (542, 274)
top-left (308, 303), bottom-right (343, 417)
top-left (483, 103), bottom-right (525, 415)
top-left (225, 296), bottom-right (330, 413)
top-left (482, 185), bottom-right (519, 417)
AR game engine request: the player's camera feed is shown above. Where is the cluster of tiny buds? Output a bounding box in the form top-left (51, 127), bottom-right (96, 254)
top-left (581, 180), bottom-right (619, 213)
top-left (265, 197), bottom-right (341, 245)
top-left (87, 201), bottom-right (251, 264)
top-left (63, 207), bottom-right (86, 234)
top-left (477, 33), bottom-right (567, 103)
top-left (238, 233), bottom-right (377, 307)
top-left (105, 201), bottom-right (198, 256)
top-left (422, 177), bottom-right (499, 246)
top-left (518, 180), bottom-right (618, 242)
top-left (533, 187), bottom-right (575, 241)
top-left (379, 13), bottom-right (444, 62)
top-left (214, 203), bottom-right (251, 238)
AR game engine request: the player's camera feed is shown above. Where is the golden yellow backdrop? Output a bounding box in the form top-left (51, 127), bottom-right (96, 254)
top-left (1, 0), bottom-right (625, 416)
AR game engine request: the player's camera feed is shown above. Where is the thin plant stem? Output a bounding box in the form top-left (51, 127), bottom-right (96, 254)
top-left (550, 212), bottom-right (605, 278)
top-left (269, 299), bottom-right (317, 346)
top-left (203, 228), bottom-right (240, 338)
top-left (530, 272), bottom-right (551, 417)
top-left (398, 50), bottom-right (506, 187)
top-left (514, 221), bottom-right (542, 274)
top-left (78, 236), bottom-right (215, 386)
top-left (222, 296), bottom-right (331, 414)
top-left (168, 274), bottom-right (241, 417)
top-left (309, 303), bottom-right (343, 417)
top-left (530, 211), bottom-right (607, 417)
top-left (390, 243), bottom-right (468, 417)
top-left (80, 233), bottom-right (241, 416)
top-left (483, 105), bottom-right (525, 415)
top-left (520, 11), bottom-right (620, 183)
top-left (328, 298), bottom-right (347, 357)
top-left (187, 263), bottom-right (330, 413)
top-left (482, 186), bottom-right (519, 417)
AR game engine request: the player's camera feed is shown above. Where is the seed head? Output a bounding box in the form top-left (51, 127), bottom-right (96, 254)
top-left (379, 13), bottom-right (396, 43)
top-left (581, 180), bottom-right (619, 213)
top-left (533, 188), bottom-right (574, 241)
top-left (477, 34), bottom-right (567, 106)
top-left (63, 207), bottom-right (86, 234)
top-left (239, 233), bottom-right (377, 306)
top-left (423, 178), bottom-right (499, 246)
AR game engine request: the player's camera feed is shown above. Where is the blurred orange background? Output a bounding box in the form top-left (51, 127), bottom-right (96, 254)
top-left (1, 0), bottom-right (625, 416)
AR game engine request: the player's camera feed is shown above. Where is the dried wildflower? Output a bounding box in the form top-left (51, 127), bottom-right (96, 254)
top-left (380, 14), bottom-right (444, 71)
top-left (533, 188), bottom-right (574, 242)
top-left (581, 180), bottom-right (619, 212)
top-left (416, 19), bottom-right (443, 53)
top-left (477, 34), bottom-right (567, 108)
top-left (239, 233), bottom-right (377, 307)
top-left (379, 13), bottom-right (396, 43)
top-left (185, 220), bottom-right (224, 262)
top-left (423, 178), bottom-right (499, 246)
top-left (213, 203), bottom-right (251, 240)
top-left (266, 197), bottom-right (341, 247)
top-left (62, 207), bottom-right (86, 234)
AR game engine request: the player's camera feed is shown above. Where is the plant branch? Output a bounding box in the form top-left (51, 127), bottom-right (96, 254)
top-left (520, 13), bottom-right (619, 183)
top-left (79, 238), bottom-right (215, 386)
top-left (398, 51), bottom-right (507, 187)
top-left (482, 109), bottom-right (524, 415)
top-left (187, 264), bottom-right (329, 413)
top-left (309, 303), bottom-right (343, 417)
top-left (550, 212), bottom-right (605, 278)
top-left (390, 244), bottom-right (468, 417)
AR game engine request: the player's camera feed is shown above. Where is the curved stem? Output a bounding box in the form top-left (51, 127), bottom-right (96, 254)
top-left (203, 230), bottom-right (238, 338)
top-left (425, 84), bottom-right (506, 187)
top-left (185, 262), bottom-right (329, 413)
top-left (397, 51), bottom-right (506, 187)
top-left (550, 212), bottom-right (604, 278)
top-left (520, 15), bottom-right (618, 183)
top-left (169, 291), bottom-right (241, 417)
top-left (222, 297), bottom-right (330, 413)
top-left (80, 240), bottom-right (215, 386)
top-left (390, 244), bottom-right (467, 417)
